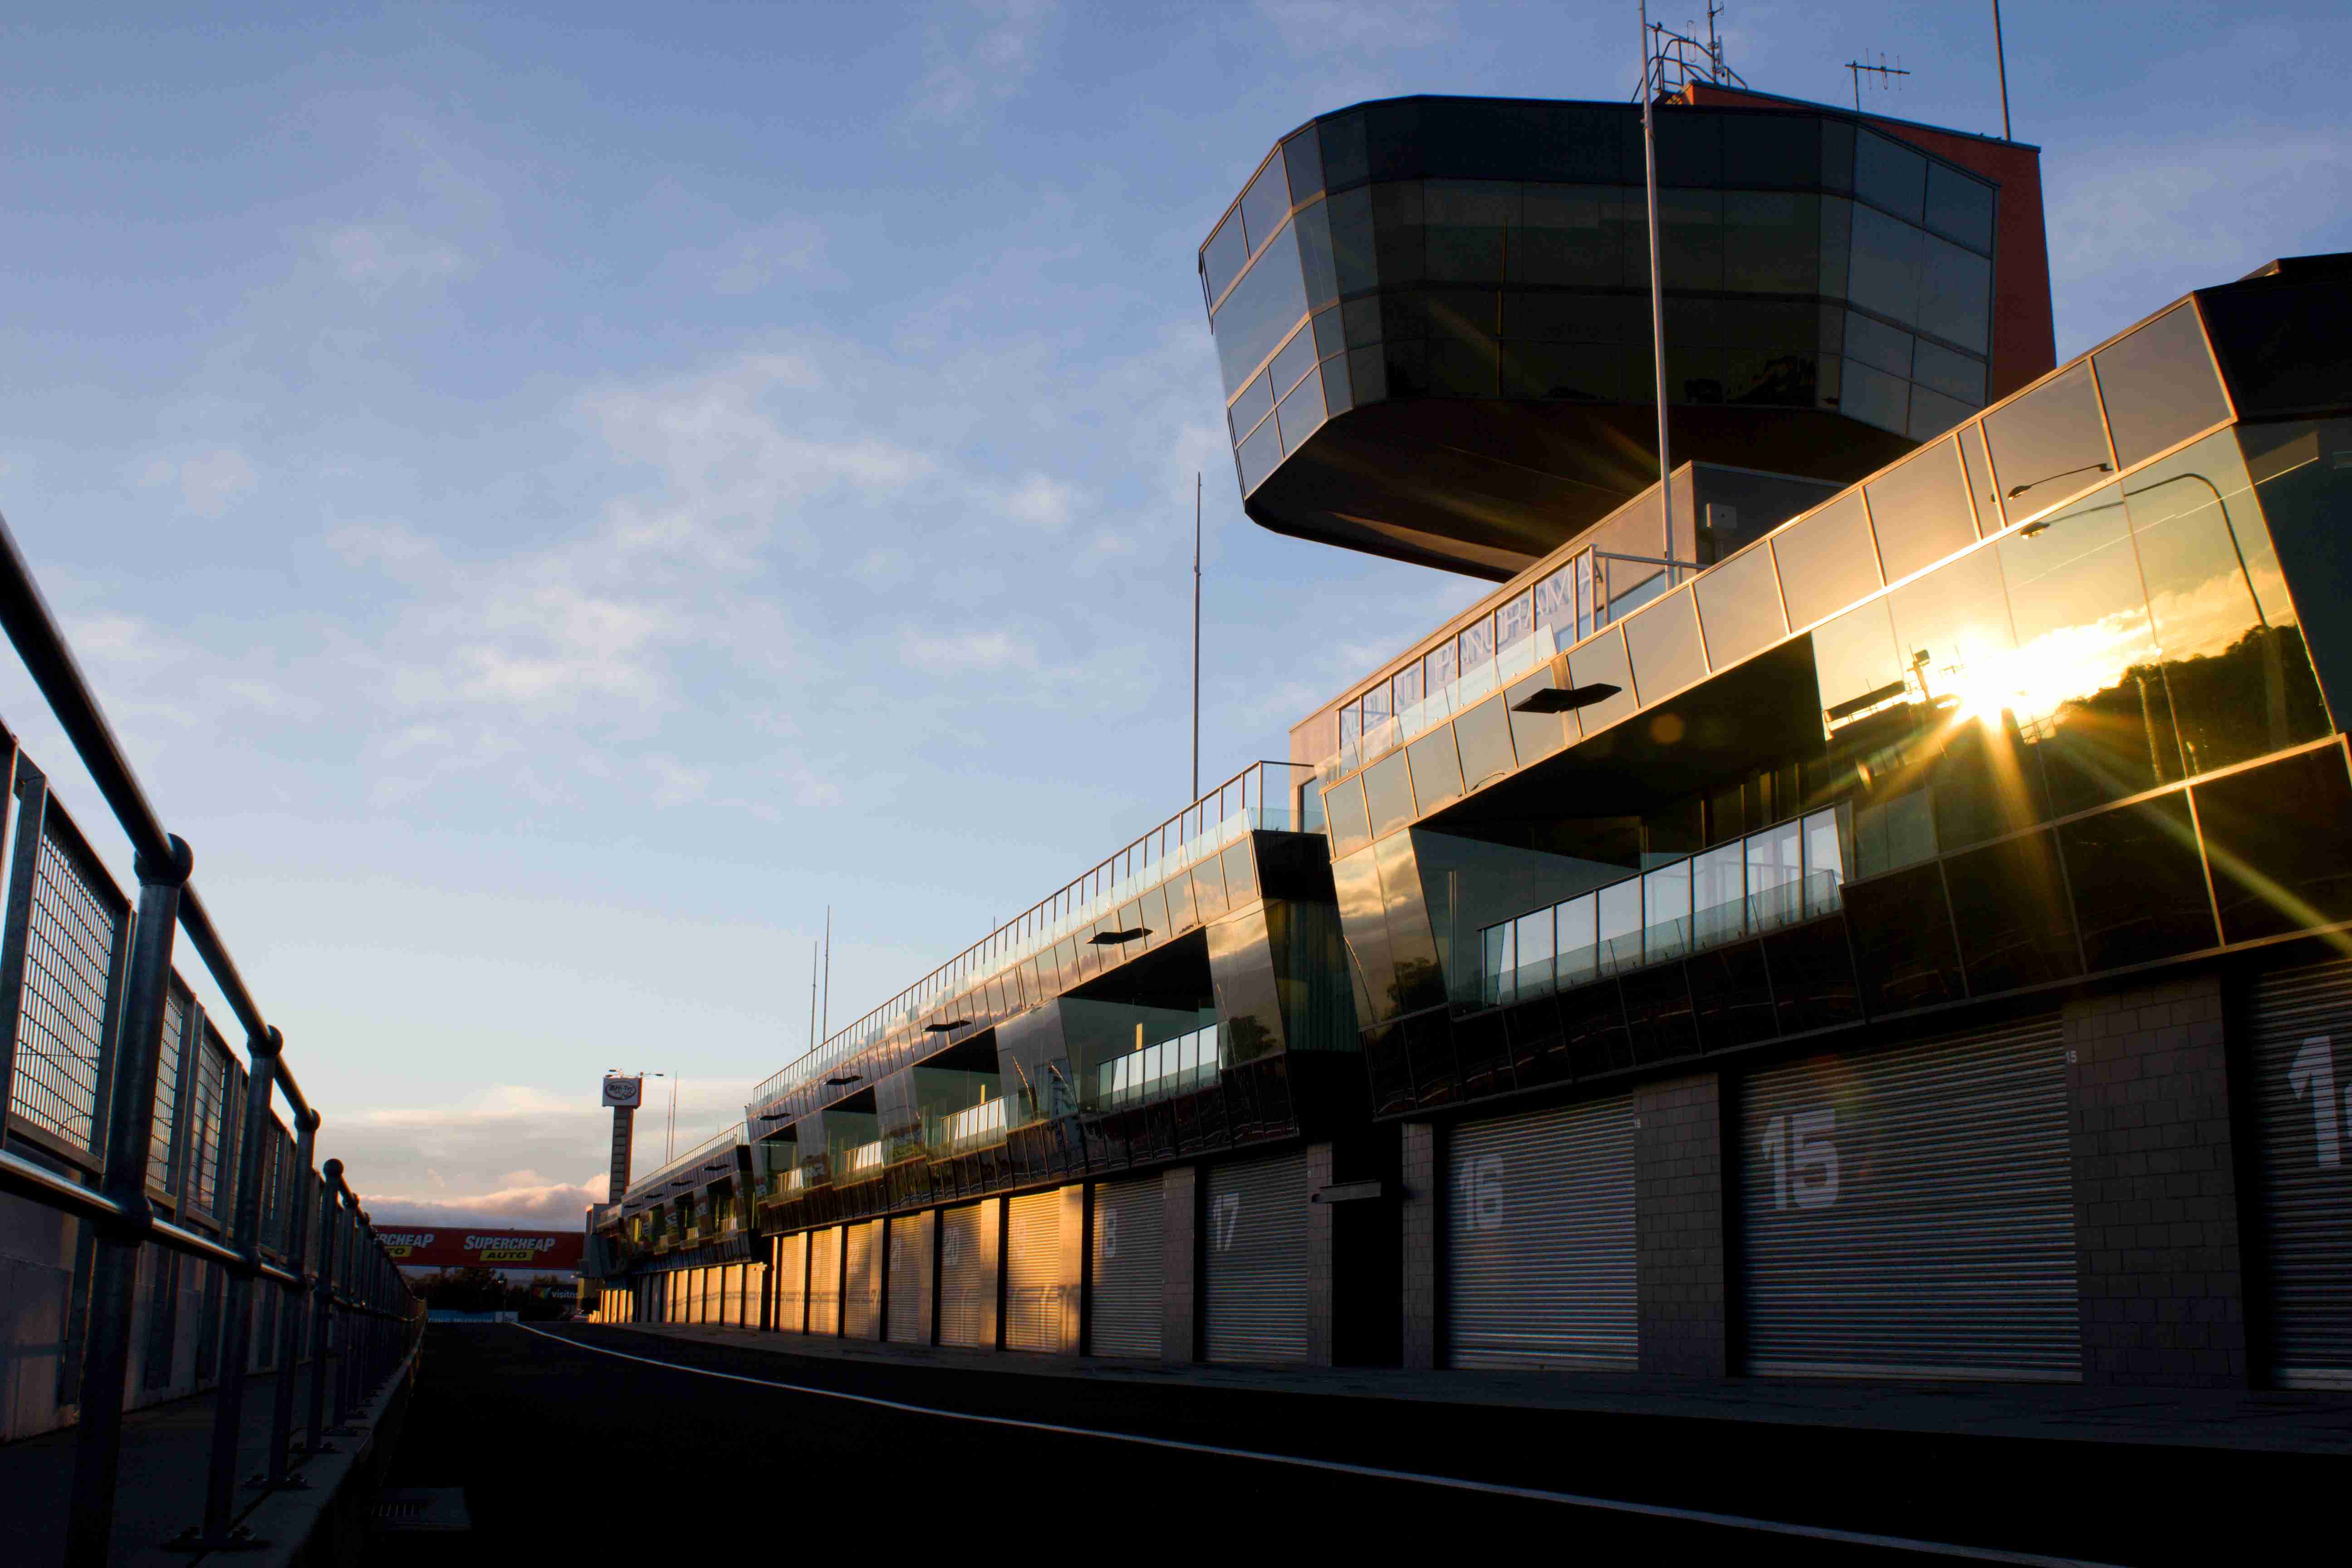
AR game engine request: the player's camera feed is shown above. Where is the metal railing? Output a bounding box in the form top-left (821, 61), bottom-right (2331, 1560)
top-left (0, 506), bottom-right (420, 1563)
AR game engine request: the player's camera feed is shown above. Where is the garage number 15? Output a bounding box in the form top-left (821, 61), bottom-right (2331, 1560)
top-left (1762, 1109), bottom-right (1840, 1211)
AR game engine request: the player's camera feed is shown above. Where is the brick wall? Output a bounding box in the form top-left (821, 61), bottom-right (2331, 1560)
top-left (1634, 1073), bottom-right (1727, 1377)
top-left (2064, 972), bottom-right (2248, 1388)
top-left (1399, 1122), bottom-right (1436, 1371)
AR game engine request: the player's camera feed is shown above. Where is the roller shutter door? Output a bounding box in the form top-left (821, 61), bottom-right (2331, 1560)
top-left (1090, 1175), bottom-right (1164, 1358)
top-left (939, 1201), bottom-right (1000, 1349)
top-left (806, 1226), bottom-right (843, 1336)
top-left (773, 1234), bottom-right (807, 1333)
top-left (1741, 1014), bottom-right (2078, 1381)
top-left (887, 1213), bottom-right (933, 1344)
top-left (2249, 961), bottom-right (2352, 1388)
top-left (1205, 1152), bottom-right (1309, 1364)
top-left (746, 1261), bottom-right (766, 1328)
top-left (843, 1220), bottom-right (883, 1340)
top-left (1445, 1096), bottom-right (1636, 1370)
top-left (1005, 1189), bottom-right (1077, 1353)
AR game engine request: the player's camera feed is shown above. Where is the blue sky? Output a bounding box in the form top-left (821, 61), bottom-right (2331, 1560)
top-left (0, 0), bottom-right (2343, 1224)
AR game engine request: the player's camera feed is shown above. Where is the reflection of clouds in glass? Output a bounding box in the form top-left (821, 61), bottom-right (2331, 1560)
top-left (1965, 604), bottom-right (2158, 729)
top-left (2144, 568), bottom-right (2265, 662)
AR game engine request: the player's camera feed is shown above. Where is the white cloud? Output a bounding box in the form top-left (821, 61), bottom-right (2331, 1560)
top-left (900, 626), bottom-right (1036, 671)
top-left (1253, 0), bottom-right (1453, 56)
top-left (137, 445), bottom-right (258, 517)
top-left (998, 470), bottom-right (1075, 529)
top-left (911, 0), bottom-right (1058, 122)
top-left (317, 222), bottom-right (469, 292)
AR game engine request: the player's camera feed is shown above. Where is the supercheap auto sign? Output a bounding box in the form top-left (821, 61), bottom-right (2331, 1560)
top-left (378, 1229), bottom-right (584, 1271)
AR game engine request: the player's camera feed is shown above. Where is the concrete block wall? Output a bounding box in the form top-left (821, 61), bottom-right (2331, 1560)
top-left (2064, 971), bottom-right (2249, 1388)
top-left (1399, 1122), bottom-right (1436, 1371)
top-left (1634, 1073), bottom-right (1729, 1377)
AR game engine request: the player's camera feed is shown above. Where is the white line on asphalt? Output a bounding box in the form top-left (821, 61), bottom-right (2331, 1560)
top-left (512, 1323), bottom-right (2119, 1567)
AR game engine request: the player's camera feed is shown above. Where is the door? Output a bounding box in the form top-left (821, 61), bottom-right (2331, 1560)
top-left (1740, 1014), bottom-right (2078, 1380)
top-left (1004, 1188), bottom-right (1078, 1353)
top-left (843, 1220), bottom-right (883, 1340)
top-left (807, 1226), bottom-right (843, 1336)
top-left (773, 1233), bottom-right (807, 1333)
top-left (939, 1201), bottom-right (999, 1349)
top-left (1090, 1174), bottom-right (1165, 1358)
top-left (887, 1212), bottom-right (934, 1344)
top-left (1445, 1096), bottom-right (1637, 1370)
top-left (1205, 1151), bottom-right (1309, 1364)
top-left (2249, 960), bottom-right (2352, 1388)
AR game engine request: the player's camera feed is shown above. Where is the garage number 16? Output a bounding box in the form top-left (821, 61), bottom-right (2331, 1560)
top-left (2290, 1036), bottom-right (2352, 1170)
top-left (1762, 1109), bottom-right (1840, 1211)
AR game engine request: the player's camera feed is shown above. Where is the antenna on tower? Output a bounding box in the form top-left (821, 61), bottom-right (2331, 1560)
top-left (1632, 3), bottom-right (1745, 98)
top-left (1843, 51), bottom-right (1912, 112)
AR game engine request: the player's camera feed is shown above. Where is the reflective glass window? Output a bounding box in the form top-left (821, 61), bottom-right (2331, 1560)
top-left (1459, 614), bottom-right (1495, 672)
top-left (1318, 111), bottom-right (1368, 190)
top-left (1296, 202), bottom-right (1338, 306)
top-left (1362, 751), bottom-right (1416, 839)
top-left (1329, 186), bottom-right (1377, 295)
top-left (1578, 552), bottom-right (1595, 638)
top-left (1330, 848), bottom-right (1388, 1023)
top-left (1322, 356), bottom-right (1353, 417)
top-left (1811, 595), bottom-right (1906, 724)
top-left (1845, 310), bottom-right (1913, 378)
top-left (1453, 696), bottom-right (1516, 791)
top-left (1426, 637), bottom-right (1458, 696)
top-left (1841, 356), bottom-right (1909, 434)
top-left (1361, 677), bottom-right (1392, 730)
top-left (1239, 156), bottom-right (1290, 254)
top-left (1338, 700), bottom-right (1361, 749)
top-left (1191, 851), bottom-right (1230, 923)
top-left (1235, 419), bottom-right (1282, 494)
top-left (1324, 777), bottom-right (1370, 856)
top-left (1854, 131), bottom-right (1926, 224)
top-left (1163, 866), bottom-right (1199, 932)
top-left (1515, 184), bottom-right (1624, 286)
top-left (1481, 923), bottom-right (1513, 1007)
top-left (1692, 841), bottom-right (1745, 946)
top-left (1222, 840), bottom-right (1259, 907)
top-left (1723, 190), bottom-right (1818, 294)
top-left (1643, 860), bottom-right (1692, 961)
top-left (1212, 224), bottom-right (1308, 396)
top-left (1818, 195), bottom-right (1852, 299)
top-left (1514, 909), bottom-right (1555, 997)
top-left (1505, 669), bottom-right (1572, 766)
top-left (1847, 205), bottom-right (1923, 328)
top-left (1958, 421), bottom-right (1999, 536)
top-left (1694, 540), bottom-right (1787, 671)
top-left (1820, 118), bottom-right (1856, 191)
top-left (1924, 162), bottom-right (1994, 252)
top-left (1919, 235), bottom-right (1991, 353)
top-left (2131, 432), bottom-right (2329, 776)
top-left (1203, 212), bottom-right (1249, 304)
top-left (1425, 180), bottom-right (1515, 283)
top-left (1496, 590), bottom-right (1534, 655)
top-left (1374, 832), bottom-right (1444, 1014)
top-left (2058, 793), bottom-right (2216, 971)
top-left (1623, 587), bottom-right (1707, 702)
top-left (1944, 829), bottom-right (2082, 993)
top-left (1598, 878), bottom-right (1642, 975)
top-left (1227, 372), bottom-right (1273, 444)
top-left (1282, 128), bottom-right (1324, 204)
top-left (1660, 189), bottom-right (1725, 291)
top-left (1865, 439), bottom-right (1977, 582)
top-left (1312, 305), bottom-right (1346, 360)
top-left (2193, 747), bottom-right (2352, 944)
top-left (1394, 661), bottom-right (1423, 712)
top-left (1565, 626), bottom-right (1638, 733)
top-left (1405, 727), bottom-right (1464, 816)
top-left (1534, 563), bottom-right (1577, 636)
top-left (1269, 324), bottom-right (1318, 401)
top-left (1773, 493), bottom-right (1882, 629)
top-left (1556, 892), bottom-right (1599, 987)
top-left (2094, 304), bottom-right (2231, 469)
top-left (1986, 363), bottom-right (2114, 526)
top-left (1371, 181), bottom-right (1426, 286)
top-left (1888, 544), bottom-right (2015, 716)
top-left (1996, 483), bottom-right (2167, 815)
top-left (1746, 817), bottom-right (1803, 926)
top-left (1277, 368), bottom-right (1327, 454)
top-left (1914, 341), bottom-right (1986, 406)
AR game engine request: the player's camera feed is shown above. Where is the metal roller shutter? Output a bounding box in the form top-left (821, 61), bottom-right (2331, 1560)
top-left (1090, 1175), bottom-right (1164, 1358)
top-left (844, 1220), bottom-right (883, 1340)
top-left (1741, 1014), bottom-right (2078, 1381)
top-left (939, 1201), bottom-right (999, 1348)
top-left (728, 1263), bottom-right (748, 1326)
top-left (1004, 1189), bottom-right (1076, 1353)
top-left (1445, 1096), bottom-right (1637, 1370)
top-left (2249, 961), bottom-right (2352, 1388)
top-left (1205, 1152), bottom-right (1309, 1364)
top-left (887, 1213), bottom-right (933, 1344)
top-left (773, 1234), bottom-right (807, 1333)
top-left (806, 1226), bottom-right (843, 1336)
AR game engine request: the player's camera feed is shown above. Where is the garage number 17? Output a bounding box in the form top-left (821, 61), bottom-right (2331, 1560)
top-left (1762, 1110), bottom-right (1841, 1211)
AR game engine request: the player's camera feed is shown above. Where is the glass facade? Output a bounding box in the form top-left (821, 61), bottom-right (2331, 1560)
top-left (1204, 98), bottom-right (1999, 501)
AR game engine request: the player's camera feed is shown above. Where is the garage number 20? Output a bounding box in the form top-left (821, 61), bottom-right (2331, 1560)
top-left (1762, 1109), bottom-right (1841, 1211)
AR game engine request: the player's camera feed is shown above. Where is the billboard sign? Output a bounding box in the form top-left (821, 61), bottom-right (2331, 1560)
top-left (378, 1228), bottom-right (585, 1271)
top-left (602, 1074), bottom-right (644, 1108)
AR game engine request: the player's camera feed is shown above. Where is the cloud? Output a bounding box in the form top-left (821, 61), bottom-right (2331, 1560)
top-left (679, 218), bottom-right (830, 296)
top-left (998, 470), bottom-right (1076, 529)
top-left (911, 0), bottom-right (1058, 122)
top-left (365, 1179), bottom-right (606, 1227)
top-left (317, 222), bottom-right (469, 292)
top-left (899, 626), bottom-right (1036, 672)
top-left (1253, 0), bottom-right (1453, 56)
top-left (137, 445), bottom-right (258, 517)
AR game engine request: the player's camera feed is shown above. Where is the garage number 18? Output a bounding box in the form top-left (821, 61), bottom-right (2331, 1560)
top-left (1762, 1109), bottom-right (1840, 1211)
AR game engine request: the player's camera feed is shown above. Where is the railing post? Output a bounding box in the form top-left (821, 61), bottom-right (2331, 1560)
top-left (264, 1112), bottom-right (317, 1488)
top-left (189, 1026), bottom-right (280, 1547)
top-left (304, 1164), bottom-right (343, 1454)
top-left (340, 1211), bottom-right (371, 1420)
top-left (64, 834), bottom-right (192, 1568)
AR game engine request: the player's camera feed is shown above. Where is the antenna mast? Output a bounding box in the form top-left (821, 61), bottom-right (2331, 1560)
top-left (1843, 52), bottom-right (1912, 112)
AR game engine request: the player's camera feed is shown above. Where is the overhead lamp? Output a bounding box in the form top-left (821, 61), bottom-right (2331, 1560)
top-left (1510, 681), bottom-right (1622, 715)
top-left (2019, 519), bottom-right (2052, 538)
top-left (1824, 678), bottom-right (1910, 723)
top-left (824, 1073), bottom-right (863, 1086)
top-left (922, 1020), bottom-right (971, 1034)
top-left (1088, 927), bottom-right (1152, 945)
top-left (2007, 461), bottom-right (2110, 499)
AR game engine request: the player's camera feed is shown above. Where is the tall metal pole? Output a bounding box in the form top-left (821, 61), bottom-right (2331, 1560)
top-left (1191, 473), bottom-right (1201, 803)
top-left (1639, 4), bottom-right (1676, 571)
top-left (820, 906), bottom-right (830, 1042)
top-left (1992, 0), bottom-right (2013, 140)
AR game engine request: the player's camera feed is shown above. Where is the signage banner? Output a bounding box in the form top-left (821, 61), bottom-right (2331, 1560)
top-left (377, 1228), bottom-right (585, 1271)
top-left (602, 1074), bottom-right (644, 1108)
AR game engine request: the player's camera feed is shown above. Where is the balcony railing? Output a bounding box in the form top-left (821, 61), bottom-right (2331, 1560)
top-left (934, 1097), bottom-right (1007, 1156)
top-left (1476, 805), bottom-right (1849, 1008)
top-left (1097, 1024), bottom-right (1222, 1111)
top-left (749, 760), bottom-right (1319, 1117)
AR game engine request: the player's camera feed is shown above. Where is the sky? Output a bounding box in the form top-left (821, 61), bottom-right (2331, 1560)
top-left (0, 0), bottom-right (2343, 1228)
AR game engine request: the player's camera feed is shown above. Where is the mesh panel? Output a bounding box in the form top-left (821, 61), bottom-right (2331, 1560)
top-left (8, 827), bottom-right (122, 1149)
top-left (188, 1036), bottom-right (227, 1215)
top-left (148, 987), bottom-right (188, 1191)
